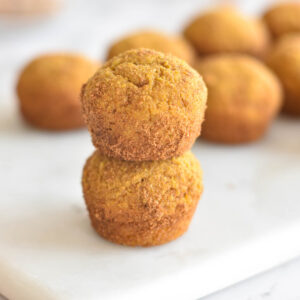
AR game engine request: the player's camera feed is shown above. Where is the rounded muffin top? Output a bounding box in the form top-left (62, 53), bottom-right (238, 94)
top-left (266, 34), bottom-right (300, 66)
top-left (266, 34), bottom-right (300, 111)
top-left (81, 48), bottom-right (207, 161)
top-left (195, 54), bottom-right (282, 118)
top-left (263, 2), bottom-right (300, 38)
top-left (82, 150), bottom-right (202, 218)
top-left (184, 7), bottom-right (270, 56)
top-left (16, 53), bottom-right (99, 130)
top-left (17, 53), bottom-right (99, 93)
top-left (83, 48), bottom-right (206, 120)
top-left (107, 30), bottom-right (195, 64)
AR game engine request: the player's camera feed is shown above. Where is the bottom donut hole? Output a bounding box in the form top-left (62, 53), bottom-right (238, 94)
top-left (82, 150), bottom-right (203, 247)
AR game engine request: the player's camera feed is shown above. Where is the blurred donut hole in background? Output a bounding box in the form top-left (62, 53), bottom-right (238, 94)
top-left (0, 0), bottom-right (61, 15)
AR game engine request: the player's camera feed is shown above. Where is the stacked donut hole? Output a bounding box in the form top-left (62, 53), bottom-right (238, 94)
top-left (81, 48), bottom-right (208, 247)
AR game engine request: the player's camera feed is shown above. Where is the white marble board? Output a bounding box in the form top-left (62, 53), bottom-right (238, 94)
top-left (0, 99), bottom-right (300, 299)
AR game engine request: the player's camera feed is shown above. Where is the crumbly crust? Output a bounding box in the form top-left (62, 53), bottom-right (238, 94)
top-left (81, 48), bottom-right (207, 161)
top-left (184, 7), bottom-right (270, 57)
top-left (82, 150), bottom-right (203, 246)
top-left (17, 53), bottom-right (99, 130)
top-left (195, 54), bottom-right (282, 143)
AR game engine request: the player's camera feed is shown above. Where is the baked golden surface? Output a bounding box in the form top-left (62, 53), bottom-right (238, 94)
top-left (17, 53), bottom-right (98, 130)
top-left (107, 30), bottom-right (195, 65)
top-left (184, 7), bottom-right (270, 57)
top-left (82, 150), bottom-right (203, 246)
top-left (263, 2), bottom-right (300, 39)
top-left (195, 54), bottom-right (282, 143)
top-left (81, 48), bottom-right (207, 161)
top-left (266, 34), bottom-right (300, 116)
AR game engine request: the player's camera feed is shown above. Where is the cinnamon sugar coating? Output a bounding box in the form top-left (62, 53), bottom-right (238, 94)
top-left (82, 150), bottom-right (203, 246)
top-left (81, 48), bottom-right (207, 161)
